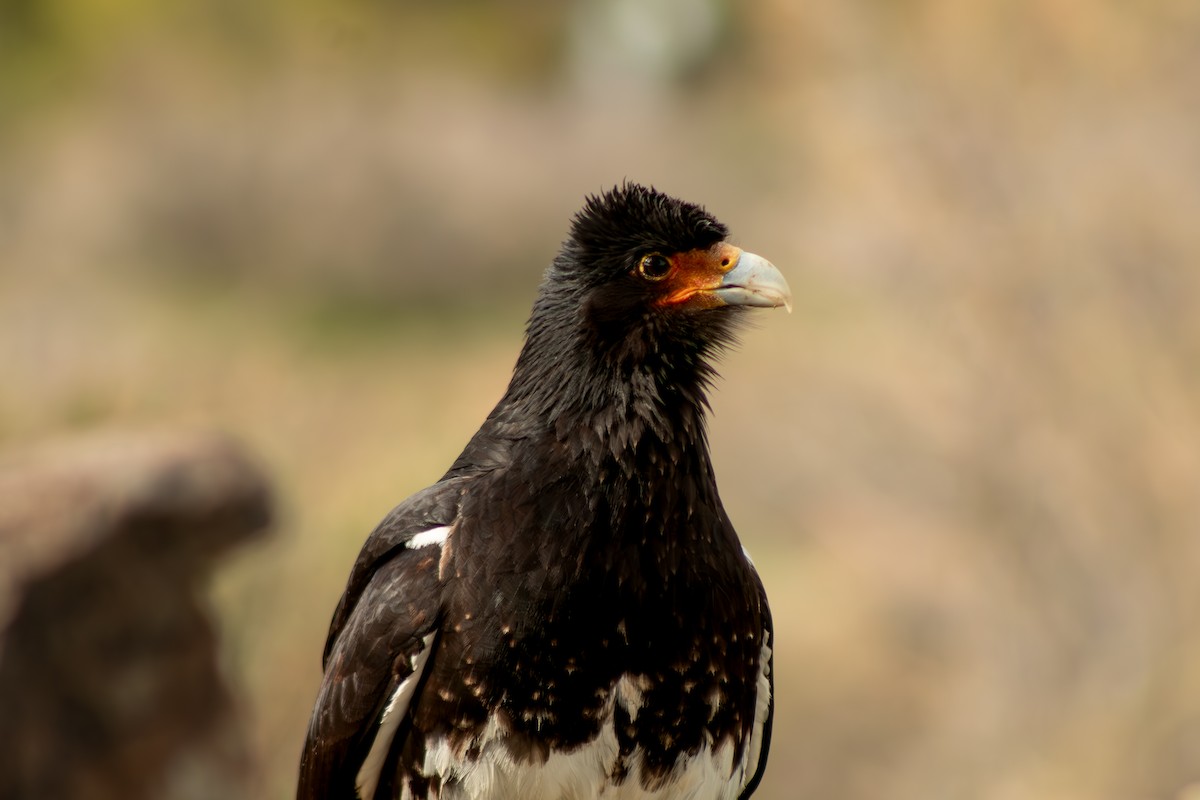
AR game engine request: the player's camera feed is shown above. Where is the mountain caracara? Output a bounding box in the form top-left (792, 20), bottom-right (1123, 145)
top-left (298, 183), bottom-right (791, 800)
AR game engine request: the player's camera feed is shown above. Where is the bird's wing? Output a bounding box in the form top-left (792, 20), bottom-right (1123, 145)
top-left (739, 563), bottom-right (775, 800)
top-left (298, 480), bottom-right (462, 800)
top-left (322, 477), bottom-right (466, 666)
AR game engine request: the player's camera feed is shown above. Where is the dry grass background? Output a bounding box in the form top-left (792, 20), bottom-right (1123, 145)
top-left (2, 2), bottom-right (1200, 798)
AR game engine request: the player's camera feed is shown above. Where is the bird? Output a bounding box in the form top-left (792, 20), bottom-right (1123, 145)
top-left (298, 183), bottom-right (791, 800)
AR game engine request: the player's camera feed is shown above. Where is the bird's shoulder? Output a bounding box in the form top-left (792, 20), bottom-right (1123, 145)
top-left (322, 475), bottom-right (468, 665)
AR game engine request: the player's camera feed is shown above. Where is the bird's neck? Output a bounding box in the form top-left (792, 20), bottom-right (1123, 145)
top-left (504, 322), bottom-right (716, 458)
top-left (443, 327), bottom-right (730, 579)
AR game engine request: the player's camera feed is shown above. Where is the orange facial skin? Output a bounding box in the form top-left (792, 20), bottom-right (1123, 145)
top-left (655, 242), bottom-right (744, 309)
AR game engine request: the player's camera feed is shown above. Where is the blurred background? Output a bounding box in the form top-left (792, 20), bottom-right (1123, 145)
top-left (3, 1), bottom-right (1200, 798)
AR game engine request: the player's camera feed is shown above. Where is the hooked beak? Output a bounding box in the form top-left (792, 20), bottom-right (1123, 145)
top-left (710, 251), bottom-right (793, 313)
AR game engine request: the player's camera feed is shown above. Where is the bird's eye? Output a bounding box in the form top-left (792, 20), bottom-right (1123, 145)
top-left (637, 254), bottom-right (672, 281)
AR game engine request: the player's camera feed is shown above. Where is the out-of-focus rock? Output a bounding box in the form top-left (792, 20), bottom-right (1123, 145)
top-left (0, 431), bottom-right (272, 800)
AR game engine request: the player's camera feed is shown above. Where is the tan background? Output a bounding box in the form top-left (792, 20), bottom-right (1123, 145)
top-left (3, 2), bottom-right (1199, 798)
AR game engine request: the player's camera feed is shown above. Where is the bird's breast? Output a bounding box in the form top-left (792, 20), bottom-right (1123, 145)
top-left (399, 457), bottom-right (767, 798)
top-left (400, 539), bottom-right (766, 799)
top-left (408, 668), bottom-right (761, 800)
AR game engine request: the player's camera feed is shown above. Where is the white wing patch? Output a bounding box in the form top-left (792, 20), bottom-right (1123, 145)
top-left (356, 632), bottom-right (437, 800)
top-left (407, 525), bottom-right (451, 549)
top-left (740, 631), bottom-right (773, 792)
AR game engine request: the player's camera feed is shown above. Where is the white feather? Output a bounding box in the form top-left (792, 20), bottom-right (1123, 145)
top-left (413, 673), bottom-right (746, 800)
top-left (356, 633), bottom-right (437, 800)
top-left (740, 632), bottom-right (773, 791)
top-left (407, 526), bottom-right (451, 550)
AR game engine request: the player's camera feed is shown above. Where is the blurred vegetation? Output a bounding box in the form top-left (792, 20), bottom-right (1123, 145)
top-left (3, 1), bottom-right (1200, 799)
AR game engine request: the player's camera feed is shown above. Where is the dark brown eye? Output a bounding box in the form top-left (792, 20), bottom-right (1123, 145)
top-left (638, 253), bottom-right (671, 281)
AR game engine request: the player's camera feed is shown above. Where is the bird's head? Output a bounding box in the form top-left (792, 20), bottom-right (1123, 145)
top-left (550, 182), bottom-right (790, 323)
top-left (508, 183), bottom-right (791, 436)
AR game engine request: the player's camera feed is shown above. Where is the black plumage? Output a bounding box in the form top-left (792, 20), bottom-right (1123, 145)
top-left (298, 183), bottom-right (791, 800)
